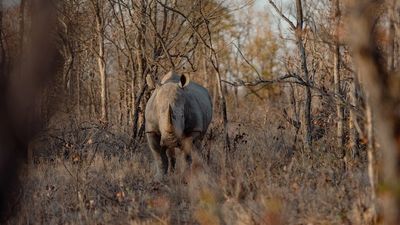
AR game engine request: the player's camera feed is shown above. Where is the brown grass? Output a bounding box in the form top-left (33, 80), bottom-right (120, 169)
top-left (6, 103), bottom-right (375, 225)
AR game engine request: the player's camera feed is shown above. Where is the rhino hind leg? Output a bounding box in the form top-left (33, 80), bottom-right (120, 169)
top-left (146, 133), bottom-right (169, 177)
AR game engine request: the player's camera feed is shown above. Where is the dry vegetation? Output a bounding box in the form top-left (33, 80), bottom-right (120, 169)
top-left (1, 0), bottom-right (400, 224)
top-left (6, 103), bottom-right (374, 225)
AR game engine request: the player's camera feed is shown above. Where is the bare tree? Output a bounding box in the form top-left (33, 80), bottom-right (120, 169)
top-left (348, 71), bottom-right (359, 157)
top-left (90, 0), bottom-right (108, 123)
top-left (333, 0), bottom-right (344, 150)
top-left (268, 0), bottom-right (313, 149)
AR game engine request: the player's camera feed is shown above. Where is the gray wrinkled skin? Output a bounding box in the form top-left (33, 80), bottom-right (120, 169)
top-left (145, 71), bottom-right (212, 178)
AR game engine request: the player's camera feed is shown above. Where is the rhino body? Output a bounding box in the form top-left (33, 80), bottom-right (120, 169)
top-left (145, 72), bottom-right (212, 177)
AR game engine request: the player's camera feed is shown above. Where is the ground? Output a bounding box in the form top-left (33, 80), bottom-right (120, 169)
top-left (7, 106), bottom-right (375, 225)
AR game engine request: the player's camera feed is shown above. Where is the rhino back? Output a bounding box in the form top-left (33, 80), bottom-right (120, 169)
top-left (183, 82), bottom-right (212, 134)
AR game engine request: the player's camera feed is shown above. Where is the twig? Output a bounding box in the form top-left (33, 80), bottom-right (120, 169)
top-left (232, 43), bottom-right (262, 80)
top-left (267, 0), bottom-right (296, 30)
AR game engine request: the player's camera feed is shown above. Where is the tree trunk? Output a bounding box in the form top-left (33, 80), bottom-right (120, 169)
top-left (132, 0), bottom-right (147, 140)
top-left (213, 80), bottom-right (218, 111)
top-left (295, 0), bottom-right (312, 150)
top-left (89, 80), bottom-right (96, 118)
top-left (333, 0), bottom-right (344, 151)
top-left (116, 52), bottom-right (124, 128)
top-left (216, 70), bottom-right (230, 151)
top-left (117, 0), bottom-right (136, 128)
top-left (334, 45), bottom-right (344, 150)
top-left (388, 0), bottom-right (397, 72)
top-left (349, 72), bottom-right (359, 157)
top-left (126, 74), bottom-right (131, 129)
top-left (95, 0), bottom-right (108, 123)
top-left (76, 55), bottom-right (81, 121)
top-left (365, 93), bottom-right (377, 222)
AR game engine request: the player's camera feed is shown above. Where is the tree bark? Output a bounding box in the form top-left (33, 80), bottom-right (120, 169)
top-left (334, 45), bottom-right (344, 149)
top-left (388, 0), bottom-right (397, 72)
top-left (295, 0), bottom-right (312, 150)
top-left (349, 72), bottom-right (359, 157)
top-left (333, 0), bottom-right (344, 151)
top-left (132, 0), bottom-right (147, 140)
top-left (76, 53), bottom-right (81, 121)
top-left (94, 0), bottom-right (108, 123)
top-left (365, 93), bottom-right (377, 222)
top-left (117, 0), bottom-right (136, 128)
top-left (216, 70), bottom-right (231, 151)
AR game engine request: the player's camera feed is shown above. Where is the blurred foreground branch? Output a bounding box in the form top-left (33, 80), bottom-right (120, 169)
top-left (349, 0), bottom-right (399, 224)
top-left (0, 0), bottom-right (59, 220)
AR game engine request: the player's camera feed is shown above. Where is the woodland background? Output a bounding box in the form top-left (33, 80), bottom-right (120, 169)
top-left (1, 0), bottom-right (400, 224)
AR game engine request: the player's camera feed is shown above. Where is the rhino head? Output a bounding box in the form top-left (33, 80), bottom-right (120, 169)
top-left (157, 73), bottom-right (190, 148)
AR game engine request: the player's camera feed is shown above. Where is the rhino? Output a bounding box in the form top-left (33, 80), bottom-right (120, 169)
top-left (145, 71), bottom-right (212, 177)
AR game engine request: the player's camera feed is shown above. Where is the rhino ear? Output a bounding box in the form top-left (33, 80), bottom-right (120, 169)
top-left (161, 71), bottom-right (174, 84)
top-left (179, 74), bottom-right (190, 88)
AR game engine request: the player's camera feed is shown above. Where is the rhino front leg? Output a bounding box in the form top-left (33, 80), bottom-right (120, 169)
top-left (146, 133), bottom-right (169, 178)
top-left (181, 132), bottom-right (201, 168)
top-left (193, 136), bottom-right (203, 152)
top-left (166, 148), bottom-right (176, 174)
top-left (181, 137), bottom-right (193, 168)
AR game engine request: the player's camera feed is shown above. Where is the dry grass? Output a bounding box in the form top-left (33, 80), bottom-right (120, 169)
top-left (6, 104), bottom-right (375, 225)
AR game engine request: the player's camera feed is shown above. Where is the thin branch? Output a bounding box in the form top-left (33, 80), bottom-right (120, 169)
top-left (267, 0), bottom-right (296, 30)
top-left (223, 74), bottom-right (366, 118)
top-left (232, 43), bottom-right (262, 80)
